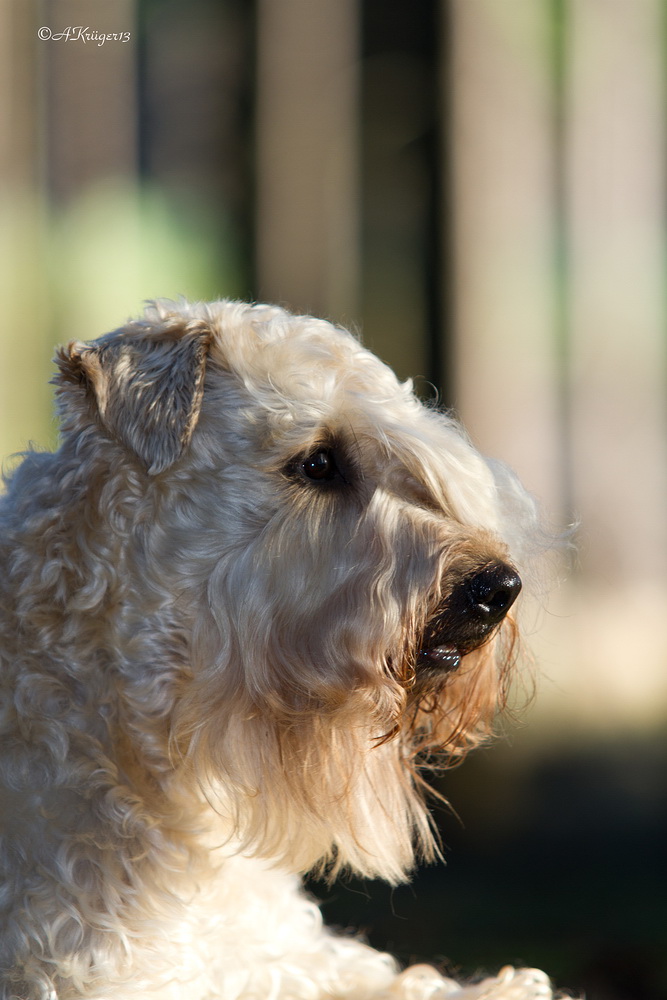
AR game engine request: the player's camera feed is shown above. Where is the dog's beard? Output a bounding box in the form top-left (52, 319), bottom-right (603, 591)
top-left (174, 603), bottom-right (518, 888)
top-left (168, 492), bottom-right (522, 884)
top-left (386, 616), bottom-right (513, 748)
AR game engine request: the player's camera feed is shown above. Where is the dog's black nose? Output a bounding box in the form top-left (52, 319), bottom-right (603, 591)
top-left (465, 562), bottom-right (522, 627)
top-left (417, 560), bottom-right (522, 672)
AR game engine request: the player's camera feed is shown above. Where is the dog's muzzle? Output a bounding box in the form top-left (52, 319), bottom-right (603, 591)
top-left (418, 561), bottom-right (522, 672)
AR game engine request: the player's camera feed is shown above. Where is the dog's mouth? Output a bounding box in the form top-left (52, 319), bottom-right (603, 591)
top-left (417, 561), bottom-right (522, 673)
top-left (418, 643), bottom-right (465, 673)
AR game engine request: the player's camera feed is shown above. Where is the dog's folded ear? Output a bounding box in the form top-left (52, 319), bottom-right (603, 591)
top-left (54, 323), bottom-right (211, 475)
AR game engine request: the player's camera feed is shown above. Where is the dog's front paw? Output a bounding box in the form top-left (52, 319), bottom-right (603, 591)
top-left (389, 964), bottom-right (463, 998)
top-left (387, 964), bottom-right (554, 1000)
top-left (453, 966), bottom-right (553, 1000)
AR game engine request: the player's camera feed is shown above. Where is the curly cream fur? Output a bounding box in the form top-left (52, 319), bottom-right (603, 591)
top-left (0, 300), bottom-right (555, 999)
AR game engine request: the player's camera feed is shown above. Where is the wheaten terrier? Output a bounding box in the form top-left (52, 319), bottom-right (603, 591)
top-left (0, 301), bottom-right (556, 999)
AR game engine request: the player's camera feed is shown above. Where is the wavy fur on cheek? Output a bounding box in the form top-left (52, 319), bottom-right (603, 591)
top-left (166, 479), bottom-right (520, 883)
top-left (170, 507), bottom-right (433, 881)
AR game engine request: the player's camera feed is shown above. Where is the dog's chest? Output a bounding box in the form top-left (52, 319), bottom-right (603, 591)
top-left (95, 855), bottom-right (332, 1000)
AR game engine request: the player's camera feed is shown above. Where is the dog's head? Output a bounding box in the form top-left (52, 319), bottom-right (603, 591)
top-left (54, 299), bottom-right (543, 881)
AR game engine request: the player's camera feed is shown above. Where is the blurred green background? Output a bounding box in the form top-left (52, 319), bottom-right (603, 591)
top-left (2, 2), bottom-right (667, 998)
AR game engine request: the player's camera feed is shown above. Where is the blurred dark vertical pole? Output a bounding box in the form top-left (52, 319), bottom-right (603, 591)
top-left (360, 0), bottom-right (439, 384)
top-left (255, 0), bottom-right (360, 323)
top-left (435, 0), bottom-right (452, 403)
top-left (139, 0), bottom-right (254, 294)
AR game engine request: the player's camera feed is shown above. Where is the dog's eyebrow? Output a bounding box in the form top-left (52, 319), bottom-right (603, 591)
top-left (342, 419), bottom-right (365, 482)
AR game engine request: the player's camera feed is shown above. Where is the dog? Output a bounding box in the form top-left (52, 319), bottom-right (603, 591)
top-left (0, 299), bottom-right (556, 999)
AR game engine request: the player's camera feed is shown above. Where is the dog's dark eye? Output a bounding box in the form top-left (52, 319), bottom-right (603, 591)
top-left (300, 449), bottom-right (337, 481)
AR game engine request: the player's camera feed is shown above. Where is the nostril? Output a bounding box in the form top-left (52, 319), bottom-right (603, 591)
top-left (466, 563), bottom-right (522, 626)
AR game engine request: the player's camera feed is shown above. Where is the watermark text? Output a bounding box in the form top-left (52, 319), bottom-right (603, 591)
top-left (38, 26), bottom-right (131, 46)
